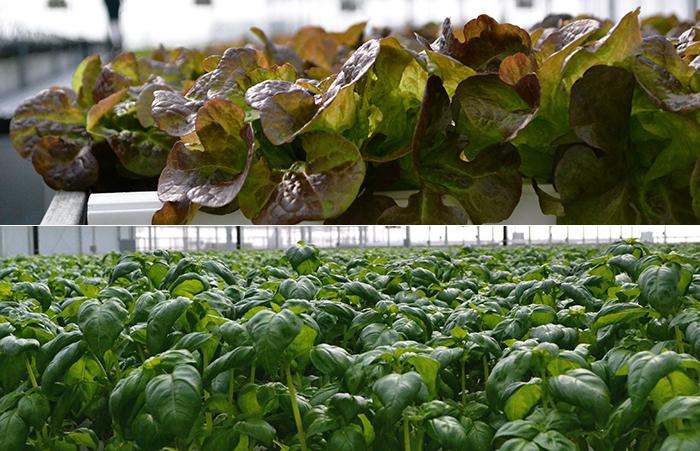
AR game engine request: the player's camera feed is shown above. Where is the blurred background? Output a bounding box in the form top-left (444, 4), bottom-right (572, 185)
top-left (0, 225), bottom-right (698, 256)
top-left (0, 0), bottom-right (698, 224)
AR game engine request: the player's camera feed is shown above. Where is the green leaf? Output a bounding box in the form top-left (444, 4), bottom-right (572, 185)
top-left (494, 420), bottom-right (539, 441)
top-left (13, 282), bottom-right (54, 311)
top-left (109, 367), bottom-right (154, 436)
top-left (169, 273), bottom-right (210, 298)
top-left (133, 291), bottom-right (167, 322)
top-left (627, 351), bottom-right (684, 409)
top-left (0, 410), bottom-right (28, 450)
top-left (233, 418), bottom-right (276, 446)
top-left (649, 369), bottom-right (698, 410)
top-left (500, 437), bottom-right (540, 451)
top-left (344, 281), bottom-right (382, 304)
top-left (561, 9), bottom-right (642, 89)
top-left (359, 323), bottom-right (400, 350)
top-left (569, 65), bottom-right (635, 153)
top-left (204, 428), bottom-right (239, 451)
top-left (529, 324), bottom-right (578, 349)
top-left (145, 364), bottom-right (202, 438)
top-left (372, 372), bottom-right (428, 426)
top-left (407, 355), bottom-right (441, 398)
top-left (41, 340), bottom-right (86, 396)
top-left (553, 145), bottom-right (637, 224)
top-left (238, 132), bottom-right (366, 224)
top-left (72, 54), bottom-right (102, 110)
top-left (328, 424), bottom-right (366, 451)
top-left (287, 321), bottom-right (318, 358)
top-left (452, 74), bottom-right (532, 159)
top-left (285, 243), bottom-right (321, 275)
top-left (633, 36), bottom-right (700, 114)
top-left (592, 302), bottom-right (648, 332)
top-left (656, 396), bottom-right (700, 425)
top-left (0, 335), bottom-right (40, 357)
top-left (329, 393), bottom-right (369, 421)
top-left (310, 344), bottom-right (353, 376)
top-left (548, 368), bottom-right (611, 421)
top-left (279, 277), bottom-right (318, 300)
top-left (203, 346), bottom-right (255, 385)
top-left (486, 349), bottom-right (535, 410)
top-left (504, 380), bottom-right (542, 421)
top-left (532, 430), bottom-right (577, 450)
top-left (638, 263), bottom-right (686, 315)
top-left (109, 261), bottom-right (141, 284)
top-left (426, 415), bottom-right (468, 449)
top-left (247, 309), bottom-right (302, 371)
top-left (88, 85), bottom-right (175, 177)
top-left (173, 332), bottom-right (213, 352)
top-left (421, 52), bottom-right (476, 97)
top-left (220, 321), bottom-right (250, 347)
top-left (636, 111), bottom-right (700, 182)
top-left (464, 419), bottom-right (494, 451)
top-left (77, 299), bottom-right (128, 356)
top-left (65, 428), bottom-right (99, 449)
top-left (660, 431), bottom-right (700, 451)
top-left (146, 262), bottom-right (169, 288)
top-left (17, 393), bottom-right (50, 429)
top-left (37, 330), bottom-right (83, 373)
top-left (132, 412), bottom-right (166, 450)
top-left (147, 297), bottom-right (192, 353)
top-left (144, 349), bottom-right (198, 372)
top-left (98, 286), bottom-right (134, 304)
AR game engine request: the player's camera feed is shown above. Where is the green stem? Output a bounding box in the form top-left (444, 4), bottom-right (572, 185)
top-left (205, 411), bottom-right (213, 433)
top-left (675, 326), bottom-right (685, 354)
top-left (25, 356), bottom-right (38, 389)
top-left (341, 326), bottom-right (349, 349)
top-left (202, 352), bottom-right (213, 432)
top-left (482, 355), bottom-right (489, 383)
top-left (403, 417), bottom-right (411, 451)
top-left (416, 428), bottom-right (424, 451)
top-left (136, 344), bottom-right (146, 363)
top-left (228, 369), bottom-right (235, 405)
top-left (250, 365), bottom-right (256, 383)
top-left (91, 351), bottom-right (110, 381)
top-left (285, 366), bottom-right (307, 451)
top-left (114, 359), bottom-right (122, 381)
top-left (460, 360), bottom-right (466, 405)
top-left (539, 369), bottom-right (553, 409)
top-left (674, 418), bottom-right (684, 433)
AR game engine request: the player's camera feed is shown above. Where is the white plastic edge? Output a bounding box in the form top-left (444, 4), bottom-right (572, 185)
top-left (87, 186), bottom-right (557, 225)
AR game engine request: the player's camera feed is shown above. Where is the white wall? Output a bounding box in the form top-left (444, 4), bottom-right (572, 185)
top-left (0, 227), bottom-right (33, 256)
top-left (38, 227), bottom-right (122, 255)
top-left (0, 227), bottom-right (127, 256)
top-left (1, 1), bottom-right (696, 50)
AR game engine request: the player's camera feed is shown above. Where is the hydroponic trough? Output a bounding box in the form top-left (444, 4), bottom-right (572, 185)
top-left (41, 186), bottom-right (557, 225)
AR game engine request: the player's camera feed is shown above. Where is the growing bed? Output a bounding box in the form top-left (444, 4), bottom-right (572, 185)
top-left (1, 242), bottom-right (700, 449)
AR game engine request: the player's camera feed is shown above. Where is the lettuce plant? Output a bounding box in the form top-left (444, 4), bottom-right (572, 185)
top-left (10, 12), bottom-right (700, 224)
